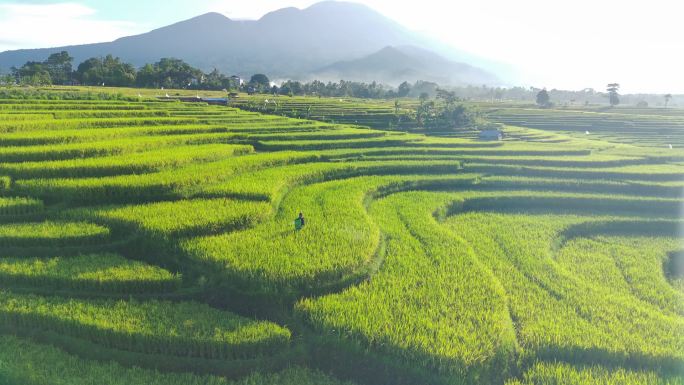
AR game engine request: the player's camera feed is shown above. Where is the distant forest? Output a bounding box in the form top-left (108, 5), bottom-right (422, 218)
top-left (0, 50), bottom-right (679, 107)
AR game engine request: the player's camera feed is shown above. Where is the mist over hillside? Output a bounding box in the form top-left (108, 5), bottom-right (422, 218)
top-left (313, 45), bottom-right (498, 86)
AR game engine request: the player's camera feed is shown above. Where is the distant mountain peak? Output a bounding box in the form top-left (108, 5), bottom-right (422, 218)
top-left (370, 46), bottom-right (413, 58)
top-left (258, 7), bottom-right (300, 21)
top-left (315, 44), bottom-right (498, 86)
top-left (168, 11), bottom-right (231, 26)
top-left (259, 1), bottom-right (386, 23)
top-left (196, 12), bottom-right (230, 20)
top-left (305, 1), bottom-right (378, 12)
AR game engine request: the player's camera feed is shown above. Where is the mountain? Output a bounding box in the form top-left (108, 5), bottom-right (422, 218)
top-left (313, 45), bottom-right (499, 86)
top-left (0, 1), bottom-right (501, 85)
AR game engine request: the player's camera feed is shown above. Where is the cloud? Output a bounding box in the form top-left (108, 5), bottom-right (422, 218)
top-left (0, 2), bottom-right (144, 52)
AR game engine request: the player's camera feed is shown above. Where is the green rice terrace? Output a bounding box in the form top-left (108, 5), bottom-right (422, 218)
top-left (231, 95), bottom-right (418, 130)
top-left (0, 91), bottom-right (682, 385)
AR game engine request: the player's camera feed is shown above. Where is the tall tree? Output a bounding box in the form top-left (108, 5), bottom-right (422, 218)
top-left (536, 89), bottom-right (550, 107)
top-left (397, 81), bottom-right (411, 97)
top-left (76, 58), bottom-right (103, 85)
top-left (44, 51), bottom-right (73, 85)
top-left (606, 83), bottom-right (620, 106)
top-left (249, 74), bottom-right (270, 93)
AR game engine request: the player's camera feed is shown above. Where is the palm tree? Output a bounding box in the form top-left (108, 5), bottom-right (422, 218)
top-left (606, 83), bottom-right (620, 107)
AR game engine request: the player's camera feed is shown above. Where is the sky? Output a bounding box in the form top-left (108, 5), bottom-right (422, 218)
top-left (0, 0), bottom-right (682, 93)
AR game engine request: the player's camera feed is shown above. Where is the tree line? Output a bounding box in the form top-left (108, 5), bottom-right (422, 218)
top-left (0, 51), bottom-right (431, 99)
top-left (3, 51), bottom-right (241, 90)
top-left (535, 84), bottom-right (664, 108)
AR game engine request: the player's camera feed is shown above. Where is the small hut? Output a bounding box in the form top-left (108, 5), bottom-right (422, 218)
top-left (478, 129), bottom-right (504, 141)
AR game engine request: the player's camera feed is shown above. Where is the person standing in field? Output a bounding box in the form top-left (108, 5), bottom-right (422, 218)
top-left (294, 212), bottom-right (305, 231)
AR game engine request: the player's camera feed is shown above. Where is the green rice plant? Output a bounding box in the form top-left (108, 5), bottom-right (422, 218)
top-left (13, 151), bottom-right (321, 204)
top-left (486, 107), bottom-right (684, 148)
top-left (0, 133), bottom-right (247, 163)
top-left (255, 134), bottom-right (422, 151)
top-left (441, 196), bottom-right (684, 369)
top-left (506, 361), bottom-right (683, 385)
top-left (0, 144), bottom-right (253, 179)
top-left (200, 160), bottom-right (463, 202)
top-left (0, 221), bottom-right (109, 248)
top-left (0, 117), bottom-right (199, 133)
top-left (0, 292), bottom-right (291, 360)
top-left (0, 113), bottom-right (54, 120)
top-left (0, 197), bottom-right (43, 216)
top-left (466, 162), bottom-right (684, 182)
top-left (0, 176), bottom-right (10, 190)
top-left (297, 190), bottom-right (519, 384)
top-left (70, 198), bottom-right (273, 239)
top-left (557, 236), bottom-right (684, 316)
top-left (51, 110), bottom-right (171, 119)
top-left (231, 95), bottom-right (415, 130)
top-left (0, 125), bottom-right (232, 146)
top-left (476, 176), bottom-right (684, 198)
top-left (0, 335), bottom-right (349, 385)
top-left (299, 190), bottom-right (684, 382)
top-left (183, 173), bottom-right (472, 299)
top-left (181, 177), bottom-right (385, 298)
top-left (358, 153), bottom-right (641, 168)
top-left (0, 254), bottom-right (180, 293)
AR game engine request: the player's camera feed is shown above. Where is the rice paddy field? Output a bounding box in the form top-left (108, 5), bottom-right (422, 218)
top-left (484, 106), bottom-right (684, 148)
top-left (230, 95), bottom-right (418, 130)
top-left (0, 89), bottom-right (682, 385)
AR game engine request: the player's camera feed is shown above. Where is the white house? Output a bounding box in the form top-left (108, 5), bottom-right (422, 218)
top-left (230, 75), bottom-right (244, 86)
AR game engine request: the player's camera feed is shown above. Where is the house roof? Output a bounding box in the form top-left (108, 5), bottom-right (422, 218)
top-left (479, 130), bottom-right (502, 135)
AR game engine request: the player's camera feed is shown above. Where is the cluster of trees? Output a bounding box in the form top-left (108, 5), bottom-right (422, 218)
top-left (414, 89), bottom-right (480, 130)
top-left (531, 84), bottom-right (677, 108)
top-left (76, 55), bottom-right (137, 87)
top-left (272, 80), bottom-right (437, 99)
top-left (277, 79), bottom-right (391, 98)
top-left (3, 51), bottom-right (74, 86)
top-left (3, 51), bottom-right (245, 90)
top-left (536, 83), bottom-right (624, 108)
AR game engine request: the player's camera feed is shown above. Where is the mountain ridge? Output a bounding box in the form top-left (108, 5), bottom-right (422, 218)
top-left (0, 1), bottom-right (501, 85)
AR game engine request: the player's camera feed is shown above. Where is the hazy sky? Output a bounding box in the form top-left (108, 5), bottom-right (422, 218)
top-left (0, 0), bottom-right (681, 93)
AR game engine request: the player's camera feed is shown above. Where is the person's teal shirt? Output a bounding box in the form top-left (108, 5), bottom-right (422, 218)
top-left (294, 217), bottom-right (304, 230)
